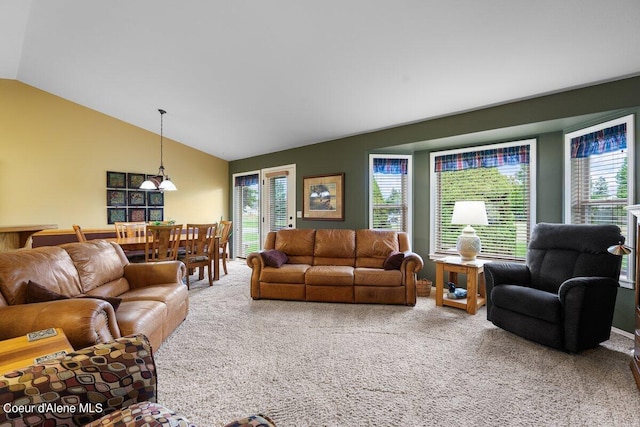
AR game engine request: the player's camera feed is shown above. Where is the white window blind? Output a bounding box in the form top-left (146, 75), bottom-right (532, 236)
top-left (233, 173), bottom-right (260, 258)
top-left (430, 140), bottom-right (536, 261)
top-left (265, 173), bottom-right (289, 232)
top-left (369, 155), bottom-right (412, 232)
top-left (565, 114), bottom-right (635, 283)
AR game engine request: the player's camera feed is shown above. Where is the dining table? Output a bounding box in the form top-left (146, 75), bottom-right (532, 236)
top-left (113, 235), bottom-right (220, 281)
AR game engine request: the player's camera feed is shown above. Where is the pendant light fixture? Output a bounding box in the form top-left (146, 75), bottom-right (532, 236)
top-left (140, 108), bottom-right (177, 191)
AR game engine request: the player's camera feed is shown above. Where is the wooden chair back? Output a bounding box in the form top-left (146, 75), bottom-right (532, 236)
top-left (72, 224), bottom-right (87, 242)
top-left (217, 220), bottom-right (233, 274)
top-left (181, 223), bottom-right (218, 288)
top-left (145, 224), bottom-right (183, 262)
top-left (114, 222), bottom-right (147, 239)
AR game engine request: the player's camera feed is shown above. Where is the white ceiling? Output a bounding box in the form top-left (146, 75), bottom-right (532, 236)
top-left (3, 0), bottom-right (640, 161)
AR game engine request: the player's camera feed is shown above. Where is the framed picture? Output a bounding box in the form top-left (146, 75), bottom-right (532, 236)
top-left (128, 190), bottom-right (146, 206)
top-left (147, 191), bottom-right (164, 206)
top-left (128, 208), bottom-right (147, 222)
top-left (303, 173), bottom-right (344, 221)
top-left (128, 173), bottom-right (146, 189)
top-left (106, 171), bottom-right (126, 188)
top-left (107, 190), bottom-right (126, 206)
top-left (148, 208), bottom-right (164, 222)
top-left (107, 208), bottom-right (126, 224)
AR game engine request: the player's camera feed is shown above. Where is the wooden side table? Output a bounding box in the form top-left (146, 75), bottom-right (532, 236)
top-left (0, 328), bottom-right (73, 374)
top-left (435, 256), bottom-right (489, 315)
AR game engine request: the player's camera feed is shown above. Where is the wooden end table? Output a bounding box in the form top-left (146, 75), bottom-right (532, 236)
top-left (0, 328), bottom-right (73, 374)
top-left (435, 256), bottom-right (489, 315)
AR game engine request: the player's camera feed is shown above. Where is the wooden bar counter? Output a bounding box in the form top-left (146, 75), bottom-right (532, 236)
top-left (0, 224), bottom-right (57, 252)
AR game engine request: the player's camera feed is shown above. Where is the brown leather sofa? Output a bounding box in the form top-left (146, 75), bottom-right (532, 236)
top-left (0, 240), bottom-right (188, 350)
top-left (247, 229), bottom-right (424, 306)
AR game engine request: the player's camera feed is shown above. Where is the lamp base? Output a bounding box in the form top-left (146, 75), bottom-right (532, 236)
top-left (456, 225), bottom-right (481, 261)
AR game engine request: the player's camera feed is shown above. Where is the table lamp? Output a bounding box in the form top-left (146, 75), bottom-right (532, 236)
top-left (451, 201), bottom-right (489, 261)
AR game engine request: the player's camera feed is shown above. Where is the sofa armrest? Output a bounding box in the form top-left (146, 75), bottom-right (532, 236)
top-left (399, 252), bottom-right (424, 306)
top-left (123, 261), bottom-right (186, 289)
top-left (0, 334), bottom-right (155, 426)
top-left (0, 298), bottom-right (120, 350)
top-left (247, 251), bottom-right (266, 299)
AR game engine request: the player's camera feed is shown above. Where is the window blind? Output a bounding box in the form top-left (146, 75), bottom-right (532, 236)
top-left (566, 114), bottom-right (634, 281)
top-left (432, 140), bottom-right (535, 261)
top-left (370, 155), bottom-right (411, 232)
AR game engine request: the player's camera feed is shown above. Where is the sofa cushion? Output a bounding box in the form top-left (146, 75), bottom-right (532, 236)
top-left (354, 268), bottom-right (402, 286)
top-left (261, 249), bottom-right (288, 267)
top-left (355, 229), bottom-right (399, 268)
top-left (314, 229), bottom-right (356, 266)
top-left (0, 246), bottom-right (83, 305)
top-left (305, 266), bottom-right (354, 286)
top-left (26, 280), bottom-right (122, 311)
top-left (383, 251), bottom-right (404, 270)
top-left (62, 240), bottom-right (128, 293)
top-left (274, 229), bottom-right (315, 264)
top-left (261, 264), bottom-right (310, 284)
top-left (116, 300), bottom-right (168, 340)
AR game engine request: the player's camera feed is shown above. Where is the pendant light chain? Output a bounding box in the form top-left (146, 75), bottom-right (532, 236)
top-left (159, 108), bottom-right (166, 170)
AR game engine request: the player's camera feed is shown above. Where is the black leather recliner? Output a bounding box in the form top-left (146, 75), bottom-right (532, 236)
top-left (484, 223), bottom-right (624, 353)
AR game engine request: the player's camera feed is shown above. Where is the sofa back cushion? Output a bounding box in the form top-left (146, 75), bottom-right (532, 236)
top-left (61, 240), bottom-right (128, 293)
top-left (0, 246), bottom-right (82, 305)
top-left (275, 229), bottom-right (316, 264)
top-left (355, 229), bottom-right (399, 268)
top-left (314, 229), bottom-right (356, 266)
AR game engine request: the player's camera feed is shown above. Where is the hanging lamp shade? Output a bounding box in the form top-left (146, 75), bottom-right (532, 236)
top-left (140, 109), bottom-right (177, 192)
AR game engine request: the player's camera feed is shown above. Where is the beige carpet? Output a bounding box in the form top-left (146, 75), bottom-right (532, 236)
top-left (155, 260), bottom-right (640, 427)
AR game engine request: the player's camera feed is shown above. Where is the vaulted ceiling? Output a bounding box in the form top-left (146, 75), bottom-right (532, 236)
top-left (3, 0), bottom-right (640, 161)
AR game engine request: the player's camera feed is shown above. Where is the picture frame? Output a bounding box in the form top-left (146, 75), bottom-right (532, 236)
top-left (302, 172), bottom-right (344, 221)
top-left (106, 171), bottom-right (126, 188)
top-left (107, 208), bottom-right (126, 224)
top-left (128, 208), bottom-right (147, 222)
top-left (107, 189), bottom-right (126, 206)
top-left (148, 208), bottom-right (164, 222)
top-left (128, 190), bottom-right (146, 206)
top-left (127, 173), bottom-right (146, 189)
top-left (147, 191), bottom-right (164, 206)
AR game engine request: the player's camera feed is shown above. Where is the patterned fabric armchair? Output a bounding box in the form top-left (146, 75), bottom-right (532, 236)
top-left (0, 334), bottom-right (275, 427)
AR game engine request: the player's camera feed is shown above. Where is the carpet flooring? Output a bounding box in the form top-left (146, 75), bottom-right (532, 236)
top-left (155, 260), bottom-right (640, 427)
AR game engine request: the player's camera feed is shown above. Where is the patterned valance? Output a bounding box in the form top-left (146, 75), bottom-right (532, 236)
top-left (435, 145), bottom-right (530, 172)
top-left (570, 123), bottom-right (627, 159)
top-left (373, 158), bottom-right (408, 174)
top-left (235, 174), bottom-right (259, 187)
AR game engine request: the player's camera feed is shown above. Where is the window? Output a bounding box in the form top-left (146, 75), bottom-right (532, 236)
top-left (232, 172), bottom-right (260, 258)
top-left (430, 140), bottom-right (536, 261)
top-left (369, 155), bottom-right (412, 232)
top-left (564, 114), bottom-right (635, 284)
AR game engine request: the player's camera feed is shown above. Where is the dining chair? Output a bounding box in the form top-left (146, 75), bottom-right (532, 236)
top-left (145, 224), bottom-right (183, 263)
top-left (114, 221), bottom-right (147, 239)
top-left (180, 223), bottom-right (218, 288)
top-left (72, 224), bottom-right (87, 242)
top-left (217, 220), bottom-right (233, 275)
top-left (115, 221), bottom-right (147, 262)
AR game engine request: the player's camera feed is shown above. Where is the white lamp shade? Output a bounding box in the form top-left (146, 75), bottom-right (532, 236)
top-left (140, 179), bottom-right (157, 190)
top-left (158, 178), bottom-right (177, 191)
top-left (451, 201), bottom-right (488, 226)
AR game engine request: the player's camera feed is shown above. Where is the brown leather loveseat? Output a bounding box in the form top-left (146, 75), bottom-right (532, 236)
top-left (247, 229), bottom-right (424, 306)
top-left (0, 240), bottom-right (188, 350)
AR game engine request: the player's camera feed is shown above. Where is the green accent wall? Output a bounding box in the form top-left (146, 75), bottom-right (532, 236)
top-left (230, 75), bottom-right (640, 333)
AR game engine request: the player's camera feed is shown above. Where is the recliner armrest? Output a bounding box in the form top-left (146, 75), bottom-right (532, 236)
top-left (484, 262), bottom-right (531, 320)
top-left (558, 276), bottom-right (619, 353)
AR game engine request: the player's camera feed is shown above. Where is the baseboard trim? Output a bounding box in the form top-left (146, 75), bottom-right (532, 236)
top-left (611, 326), bottom-right (634, 339)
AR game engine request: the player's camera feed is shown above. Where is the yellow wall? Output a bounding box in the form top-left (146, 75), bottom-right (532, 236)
top-left (0, 79), bottom-right (228, 229)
